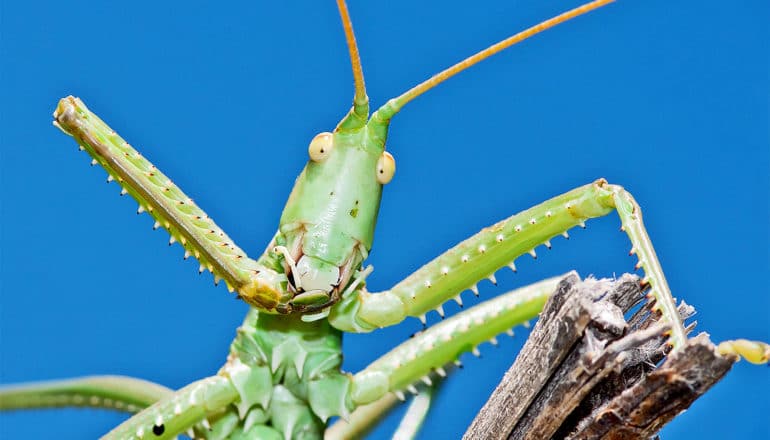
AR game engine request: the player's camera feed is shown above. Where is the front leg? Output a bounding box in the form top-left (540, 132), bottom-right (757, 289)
top-left (53, 97), bottom-right (287, 311)
top-left (330, 179), bottom-right (687, 348)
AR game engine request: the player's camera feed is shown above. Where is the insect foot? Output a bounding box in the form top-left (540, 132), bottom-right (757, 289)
top-left (717, 339), bottom-right (770, 365)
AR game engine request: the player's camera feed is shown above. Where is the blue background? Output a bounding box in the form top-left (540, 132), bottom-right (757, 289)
top-left (1, 1), bottom-right (768, 438)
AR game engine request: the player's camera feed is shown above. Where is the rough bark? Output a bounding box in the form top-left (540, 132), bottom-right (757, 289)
top-left (463, 273), bottom-right (737, 440)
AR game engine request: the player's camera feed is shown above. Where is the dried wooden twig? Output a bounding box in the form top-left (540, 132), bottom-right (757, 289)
top-left (464, 273), bottom-right (736, 440)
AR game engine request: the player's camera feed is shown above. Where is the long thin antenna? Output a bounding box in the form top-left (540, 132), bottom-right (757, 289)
top-left (373, 0), bottom-right (615, 122)
top-left (337, 0), bottom-right (368, 115)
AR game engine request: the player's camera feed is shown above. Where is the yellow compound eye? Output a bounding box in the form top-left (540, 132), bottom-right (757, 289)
top-left (308, 132), bottom-right (334, 162)
top-left (376, 151), bottom-right (396, 184)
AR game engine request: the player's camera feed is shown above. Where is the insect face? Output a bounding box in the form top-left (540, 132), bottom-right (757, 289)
top-left (275, 125), bottom-right (394, 313)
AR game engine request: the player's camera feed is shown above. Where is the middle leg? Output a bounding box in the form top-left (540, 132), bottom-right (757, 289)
top-left (329, 179), bottom-right (686, 348)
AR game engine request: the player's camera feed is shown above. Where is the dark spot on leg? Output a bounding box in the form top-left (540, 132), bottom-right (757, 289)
top-left (152, 424), bottom-right (165, 436)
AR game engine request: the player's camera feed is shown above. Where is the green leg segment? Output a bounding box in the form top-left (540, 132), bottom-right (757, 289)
top-left (330, 179), bottom-right (687, 349)
top-left (101, 375), bottom-right (238, 440)
top-left (53, 97), bottom-right (287, 311)
top-left (390, 385), bottom-right (435, 440)
top-left (347, 277), bottom-right (559, 406)
top-left (0, 376), bottom-right (171, 414)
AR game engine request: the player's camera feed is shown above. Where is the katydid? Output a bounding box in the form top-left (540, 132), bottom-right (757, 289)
top-left (1, 0), bottom-right (768, 439)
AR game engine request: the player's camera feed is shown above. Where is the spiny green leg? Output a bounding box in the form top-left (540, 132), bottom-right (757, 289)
top-left (0, 376), bottom-right (171, 414)
top-left (53, 97), bottom-right (287, 311)
top-left (102, 375), bottom-right (238, 440)
top-left (327, 276), bottom-right (554, 438)
top-left (346, 277), bottom-right (560, 406)
top-left (330, 179), bottom-right (687, 348)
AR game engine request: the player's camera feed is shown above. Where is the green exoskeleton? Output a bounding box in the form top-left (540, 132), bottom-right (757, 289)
top-left (2, 0), bottom-right (768, 439)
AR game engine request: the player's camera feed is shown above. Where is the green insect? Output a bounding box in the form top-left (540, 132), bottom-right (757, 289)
top-left (1, 0), bottom-right (767, 439)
